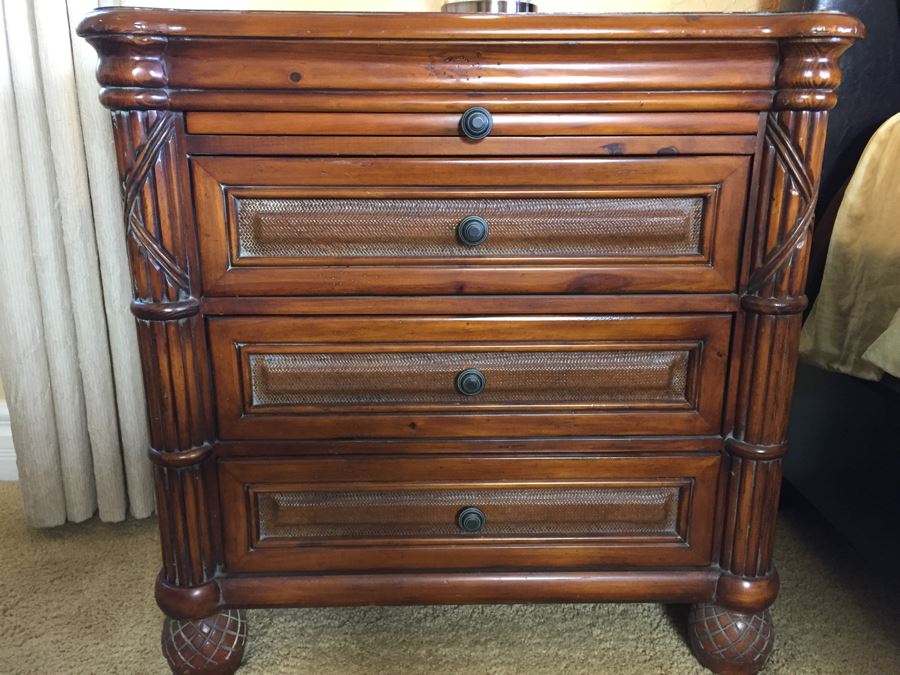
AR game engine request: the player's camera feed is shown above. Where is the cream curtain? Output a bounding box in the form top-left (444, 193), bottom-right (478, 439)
top-left (0, 0), bottom-right (152, 526)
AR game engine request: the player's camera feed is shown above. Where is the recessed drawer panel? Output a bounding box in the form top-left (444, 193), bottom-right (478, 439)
top-left (257, 485), bottom-right (682, 540)
top-left (219, 454), bottom-right (720, 572)
top-left (248, 349), bottom-right (690, 409)
top-left (193, 156), bottom-right (749, 295)
top-left (235, 196), bottom-right (704, 260)
top-left (208, 314), bottom-right (730, 440)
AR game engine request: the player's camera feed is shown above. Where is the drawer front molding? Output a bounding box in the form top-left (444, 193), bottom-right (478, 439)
top-left (219, 454), bottom-right (720, 572)
top-left (209, 315), bottom-right (730, 440)
top-left (194, 156), bottom-right (749, 295)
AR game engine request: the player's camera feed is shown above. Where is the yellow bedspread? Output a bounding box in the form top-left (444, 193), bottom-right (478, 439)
top-left (800, 113), bottom-right (900, 380)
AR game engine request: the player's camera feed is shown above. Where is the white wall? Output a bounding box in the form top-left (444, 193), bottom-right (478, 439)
top-left (0, 381), bottom-right (12, 480)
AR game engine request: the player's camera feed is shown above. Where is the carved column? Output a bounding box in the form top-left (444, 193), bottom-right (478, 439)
top-left (689, 37), bottom-right (853, 675)
top-left (112, 110), bottom-right (245, 673)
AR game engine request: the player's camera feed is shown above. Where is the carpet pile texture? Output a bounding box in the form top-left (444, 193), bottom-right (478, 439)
top-left (1, 481), bottom-right (898, 674)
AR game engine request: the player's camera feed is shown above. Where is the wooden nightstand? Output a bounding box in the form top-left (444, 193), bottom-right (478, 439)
top-left (78, 10), bottom-right (861, 673)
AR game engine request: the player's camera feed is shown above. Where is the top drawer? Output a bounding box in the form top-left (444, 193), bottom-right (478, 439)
top-left (193, 155), bottom-right (750, 296)
top-left (185, 111), bottom-right (761, 138)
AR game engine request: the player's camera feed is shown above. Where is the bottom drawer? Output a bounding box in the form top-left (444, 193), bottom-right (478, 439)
top-left (219, 454), bottom-right (719, 573)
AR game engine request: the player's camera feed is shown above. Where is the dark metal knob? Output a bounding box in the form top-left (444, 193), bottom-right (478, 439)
top-left (457, 215), bottom-right (489, 246)
top-left (455, 368), bottom-right (486, 396)
top-left (457, 507), bottom-right (486, 533)
top-left (459, 107), bottom-right (493, 140)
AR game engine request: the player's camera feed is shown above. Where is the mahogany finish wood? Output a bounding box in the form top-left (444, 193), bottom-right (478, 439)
top-left (193, 156), bottom-right (748, 295)
top-left (219, 570), bottom-right (721, 608)
top-left (185, 134), bottom-right (759, 157)
top-left (185, 112), bottom-right (762, 135)
top-left (213, 436), bottom-right (726, 457)
top-left (77, 10), bottom-right (862, 39)
top-left (79, 9), bottom-right (860, 674)
top-left (162, 610), bottom-right (247, 675)
top-left (208, 314), bottom-right (730, 439)
top-left (103, 90), bottom-right (780, 114)
top-left (200, 294), bottom-right (742, 316)
top-left (220, 454), bottom-right (719, 572)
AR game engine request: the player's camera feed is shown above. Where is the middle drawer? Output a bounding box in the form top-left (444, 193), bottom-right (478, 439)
top-left (208, 314), bottom-right (730, 440)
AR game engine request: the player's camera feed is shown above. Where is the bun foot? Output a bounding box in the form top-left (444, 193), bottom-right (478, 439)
top-left (162, 609), bottom-right (247, 674)
top-left (688, 603), bottom-right (773, 674)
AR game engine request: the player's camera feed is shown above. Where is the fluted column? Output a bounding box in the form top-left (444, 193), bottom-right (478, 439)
top-left (720, 36), bottom-right (853, 594)
top-left (112, 109), bottom-right (246, 674)
top-left (111, 110), bottom-right (221, 617)
top-left (690, 36), bottom-right (855, 675)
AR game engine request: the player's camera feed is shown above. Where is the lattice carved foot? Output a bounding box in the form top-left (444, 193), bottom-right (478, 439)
top-left (688, 603), bottom-right (773, 674)
top-left (162, 609), bottom-right (247, 674)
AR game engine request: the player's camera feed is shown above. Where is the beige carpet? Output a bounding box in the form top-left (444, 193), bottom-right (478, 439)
top-left (1, 482), bottom-right (898, 674)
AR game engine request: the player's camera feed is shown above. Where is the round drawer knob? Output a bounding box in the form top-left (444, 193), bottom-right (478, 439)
top-left (459, 107), bottom-right (493, 140)
top-left (457, 215), bottom-right (489, 246)
top-left (457, 507), bottom-right (486, 533)
top-left (455, 368), bottom-right (486, 396)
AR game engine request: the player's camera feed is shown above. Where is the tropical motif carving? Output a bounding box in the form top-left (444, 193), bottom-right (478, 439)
top-left (122, 112), bottom-right (190, 298)
top-left (746, 113), bottom-right (817, 296)
top-left (689, 603), bottom-right (774, 674)
top-left (113, 111), bottom-right (199, 315)
top-left (163, 609), bottom-right (247, 675)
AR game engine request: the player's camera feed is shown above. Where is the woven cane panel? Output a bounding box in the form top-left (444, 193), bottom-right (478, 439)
top-left (247, 349), bottom-right (690, 408)
top-left (256, 485), bottom-right (681, 540)
top-left (234, 197), bottom-right (705, 259)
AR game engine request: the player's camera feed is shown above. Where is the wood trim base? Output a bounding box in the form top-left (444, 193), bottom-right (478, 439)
top-left (217, 569), bottom-right (719, 609)
top-left (159, 566), bottom-right (775, 619)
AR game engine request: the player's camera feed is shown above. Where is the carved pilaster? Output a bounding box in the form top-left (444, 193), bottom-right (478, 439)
top-left (719, 37), bottom-right (853, 599)
top-left (112, 111), bottom-right (220, 616)
top-left (722, 109), bottom-right (823, 586)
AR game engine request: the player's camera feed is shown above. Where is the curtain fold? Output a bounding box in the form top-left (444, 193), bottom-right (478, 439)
top-left (0, 0), bottom-right (153, 526)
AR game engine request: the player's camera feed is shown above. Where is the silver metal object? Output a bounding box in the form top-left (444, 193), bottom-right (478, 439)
top-left (442, 1), bottom-right (537, 13)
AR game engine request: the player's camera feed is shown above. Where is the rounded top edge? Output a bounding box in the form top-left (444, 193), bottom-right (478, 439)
top-left (77, 9), bottom-right (864, 42)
